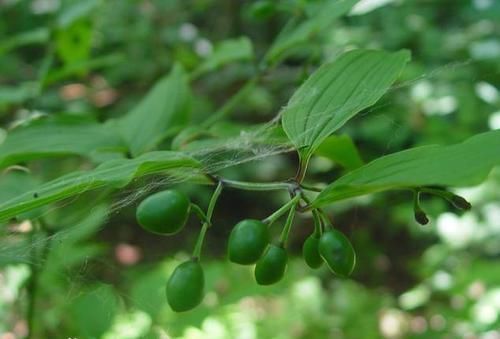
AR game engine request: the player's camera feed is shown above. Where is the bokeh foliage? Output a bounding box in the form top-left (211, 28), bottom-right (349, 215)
top-left (0, 0), bottom-right (499, 338)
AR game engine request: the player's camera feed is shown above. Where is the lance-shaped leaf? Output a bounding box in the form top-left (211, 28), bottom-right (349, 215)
top-left (119, 64), bottom-right (191, 156)
top-left (0, 115), bottom-right (125, 169)
top-left (312, 130), bottom-right (500, 207)
top-left (0, 151), bottom-right (200, 222)
top-left (282, 49), bottom-right (410, 159)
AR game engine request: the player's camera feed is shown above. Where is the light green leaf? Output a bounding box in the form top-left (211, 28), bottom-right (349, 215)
top-left (119, 64), bottom-right (191, 156)
top-left (0, 115), bottom-right (125, 169)
top-left (312, 130), bottom-right (500, 207)
top-left (0, 151), bottom-right (200, 222)
top-left (265, 0), bottom-right (358, 65)
top-left (315, 134), bottom-right (364, 170)
top-left (192, 37), bottom-right (254, 78)
top-left (282, 49), bottom-right (410, 158)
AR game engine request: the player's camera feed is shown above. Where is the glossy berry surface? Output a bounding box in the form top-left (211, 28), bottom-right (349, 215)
top-left (228, 219), bottom-right (270, 265)
top-left (166, 260), bottom-right (204, 312)
top-left (302, 234), bottom-right (323, 269)
top-left (136, 190), bottom-right (190, 235)
top-left (254, 244), bottom-right (287, 285)
top-left (318, 229), bottom-right (356, 277)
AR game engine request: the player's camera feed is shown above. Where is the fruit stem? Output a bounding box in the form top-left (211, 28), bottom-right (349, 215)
top-left (312, 209), bottom-right (323, 236)
top-left (192, 181), bottom-right (223, 260)
top-left (263, 194), bottom-right (301, 226)
top-left (192, 222), bottom-right (209, 260)
top-left (190, 203), bottom-right (210, 224)
top-left (279, 200), bottom-right (299, 248)
top-left (419, 187), bottom-right (471, 210)
top-left (413, 190), bottom-right (429, 225)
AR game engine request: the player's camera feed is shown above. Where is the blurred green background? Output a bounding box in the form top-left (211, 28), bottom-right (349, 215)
top-left (1, 0), bottom-right (499, 338)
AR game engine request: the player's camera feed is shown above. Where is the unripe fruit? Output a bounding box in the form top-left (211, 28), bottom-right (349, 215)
top-left (302, 234), bottom-right (323, 269)
top-left (254, 244), bottom-right (287, 285)
top-left (228, 219), bottom-right (270, 265)
top-left (319, 229), bottom-right (356, 277)
top-left (136, 190), bottom-right (190, 235)
top-left (166, 260), bottom-right (204, 312)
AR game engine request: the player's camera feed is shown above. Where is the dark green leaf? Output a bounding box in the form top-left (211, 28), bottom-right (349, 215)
top-left (0, 151), bottom-right (200, 222)
top-left (313, 130), bottom-right (500, 207)
top-left (0, 115), bottom-right (125, 169)
top-left (119, 64), bottom-right (191, 156)
top-left (282, 49), bottom-right (410, 157)
top-left (315, 134), bottom-right (364, 170)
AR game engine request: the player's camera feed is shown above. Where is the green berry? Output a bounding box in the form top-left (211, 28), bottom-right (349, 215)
top-left (228, 219), bottom-right (270, 265)
top-left (136, 190), bottom-right (190, 235)
top-left (319, 229), bottom-right (356, 277)
top-left (302, 234), bottom-right (323, 269)
top-left (254, 244), bottom-right (287, 285)
top-left (166, 259), bottom-right (204, 312)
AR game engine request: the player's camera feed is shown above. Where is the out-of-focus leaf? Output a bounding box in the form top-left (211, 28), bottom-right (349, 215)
top-left (282, 49), bottom-right (410, 159)
top-left (119, 64), bottom-right (191, 156)
top-left (313, 130), bottom-right (500, 207)
top-left (192, 37), bottom-right (254, 78)
top-left (0, 28), bottom-right (50, 55)
top-left (264, 0), bottom-right (359, 65)
top-left (0, 115), bottom-right (125, 169)
top-left (70, 284), bottom-right (119, 338)
top-left (0, 83), bottom-right (39, 109)
top-left (55, 19), bottom-right (93, 67)
top-left (44, 53), bottom-right (123, 85)
top-left (57, 0), bottom-right (101, 28)
top-left (315, 134), bottom-right (364, 170)
top-left (0, 151), bottom-right (200, 221)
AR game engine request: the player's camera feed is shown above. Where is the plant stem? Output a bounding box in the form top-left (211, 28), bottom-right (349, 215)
top-left (262, 194), bottom-right (301, 225)
top-left (295, 150), bottom-right (311, 184)
top-left (279, 202), bottom-right (298, 247)
top-left (192, 182), bottom-right (223, 259)
top-left (312, 209), bottom-right (323, 236)
top-left (419, 187), bottom-right (471, 210)
top-left (300, 183), bottom-right (323, 192)
top-left (218, 178), bottom-right (291, 191)
top-left (190, 203), bottom-right (209, 224)
top-left (192, 222), bottom-right (209, 260)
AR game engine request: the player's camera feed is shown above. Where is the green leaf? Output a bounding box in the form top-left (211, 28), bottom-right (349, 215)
top-left (312, 130), bottom-right (500, 207)
top-left (0, 115), bottom-right (125, 169)
top-left (0, 28), bottom-right (50, 55)
top-left (282, 49), bottom-right (410, 157)
top-left (0, 151), bottom-right (200, 222)
top-left (119, 64), bottom-right (191, 156)
top-left (315, 134), bottom-right (364, 170)
top-left (265, 0), bottom-right (358, 65)
top-left (192, 37), bottom-right (254, 78)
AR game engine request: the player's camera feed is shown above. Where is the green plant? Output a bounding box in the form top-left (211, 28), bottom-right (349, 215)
top-left (1, 0), bottom-right (499, 327)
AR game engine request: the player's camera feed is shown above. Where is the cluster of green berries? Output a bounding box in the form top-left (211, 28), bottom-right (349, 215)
top-left (135, 188), bottom-right (356, 312)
